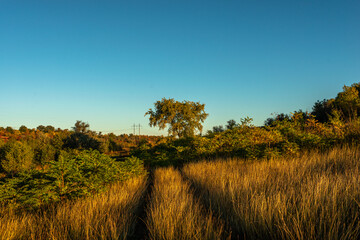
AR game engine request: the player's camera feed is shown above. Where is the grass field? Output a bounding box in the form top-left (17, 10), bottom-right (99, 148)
top-left (146, 167), bottom-right (226, 240)
top-left (1, 146), bottom-right (359, 240)
top-left (183, 146), bottom-right (360, 239)
top-left (0, 175), bottom-right (148, 240)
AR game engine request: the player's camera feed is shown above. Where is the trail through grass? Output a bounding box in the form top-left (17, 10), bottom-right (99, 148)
top-left (2, 147), bottom-right (359, 240)
top-left (183, 146), bottom-right (360, 239)
top-left (146, 167), bottom-right (227, 240)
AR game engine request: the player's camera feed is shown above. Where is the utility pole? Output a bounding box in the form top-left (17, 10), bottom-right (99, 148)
top-left (138, 124), bottom-right (141, 136)
top-left (133, 124), bottom-right (136, 135)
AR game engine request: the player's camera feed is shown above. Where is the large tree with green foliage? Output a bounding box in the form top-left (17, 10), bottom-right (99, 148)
top-left (311, 99), bottom-right (334, 123)
top-left (311, 83), bottom-right (360, 123)
top-left (334, 83), bottom-right (360, 121)
top-left (145, 98), bottom-right (208, 138)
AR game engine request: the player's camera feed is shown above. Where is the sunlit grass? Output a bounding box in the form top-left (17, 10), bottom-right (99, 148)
top-left (146, 167), bottom-right (226, 240)
top-left (2, 147), bottom-right (359, 240)
top-left (183, 146), bottom-right (360, 239)
top-left (0, 175), bottom-right (147, 240)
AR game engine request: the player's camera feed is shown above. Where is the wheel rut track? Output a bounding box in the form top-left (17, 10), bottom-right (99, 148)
top-left (179, 168), bottom-right (240, 240)
top-left (128, 169), bottom-right (154, 240)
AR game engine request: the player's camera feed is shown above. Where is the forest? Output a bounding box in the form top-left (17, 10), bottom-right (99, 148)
top-left (1, 82), bottom-right (360, 239)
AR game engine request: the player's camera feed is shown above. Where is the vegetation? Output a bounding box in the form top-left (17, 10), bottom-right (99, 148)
top-left (72, 120), bottom-right (90, 133)
top-left (0, 141), bottom-right (34, 175)
top-left (0, 150), bottom-right (146, 210)
top-left (146, 167), bottom-right (225, 240)
top-left (137, 83), bottom-right (360, 167)
top-left (0, 122), bottom-right (163, 157)
top-left (182, 146), bottom-right (360, 239)
top-left (1, 82), bottom-right (360, 239)
top-left (0, 175), bottom-right (147, 240)
top-left (145, 98), bottom-right (208, 137)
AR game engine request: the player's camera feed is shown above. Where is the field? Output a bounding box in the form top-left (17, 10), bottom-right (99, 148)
top-left (183, 146), bottom-right (360, 239)
top-left (0, 176), bottom-right (148, 240)
top-left (1, 146), bottom-right (360, 240)
top-left (146, 167), bottom-right (225, 240)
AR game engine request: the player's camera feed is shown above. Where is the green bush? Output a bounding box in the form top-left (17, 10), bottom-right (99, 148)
top-left (0, 141), bottom-right (34, 175)
top-left (0, 139), bottom-right (5, 148)
top-left (62, 132), bottom-right (101, 151)
top-left (0, 150), bottom-right (146, 210)
top-left (34, 143), bottom-right (56, 167)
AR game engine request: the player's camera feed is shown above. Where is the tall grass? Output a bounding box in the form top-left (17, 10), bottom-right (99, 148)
top-left (146, 167), bottom-right (226, 240)
top-left (0, 175), bottom-right (147, 240)
top-left (183, 146), bottom-right (360, 239)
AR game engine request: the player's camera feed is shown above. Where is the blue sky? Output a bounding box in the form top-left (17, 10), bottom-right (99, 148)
top-left (1, 0), bottom-right (359, 135)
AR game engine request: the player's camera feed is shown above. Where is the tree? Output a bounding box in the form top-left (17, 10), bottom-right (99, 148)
top-left (240, 116), bottom-right (254, 127)
top-left (63, 132), bottom-right (101, 151)
top-left (226, 119), bottom-right (237, 130)
top-left (72, 121), bottom-right (90, 133)
top-left (213, 125), bottom-right (224, 133)
top-left (5, 127), bottom-right (14, 134)
top-left (334, 83), bottom-right (360, 121)
top-left (312, 99), bottom-right (334, 123)
top-left (264, 113), bottom-right (290, 126)
top-left (19, 125), bottom-right (28, 133)
top-left (145, 98), bottom-right (208, 138)
top-left (0, 141), bottom-right (34, 174)
top-left (36, 125), bottom-right (55, 133)
top-left (45, 125), bottom-right (55, 132)
top-left (37, 125), bottom-right (46, 132)
top-left (34, 143), bottom-right (56, 168)
top-left (62, 120), bottom-right (102, 151)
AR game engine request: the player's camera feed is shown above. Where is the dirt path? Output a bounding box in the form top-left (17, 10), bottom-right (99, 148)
top-left (129, 166), bottom-right (234, 240)
top-left (179, 169), bottom-right (237, 240)
top-left (129, 170), bottom-right (154, 240)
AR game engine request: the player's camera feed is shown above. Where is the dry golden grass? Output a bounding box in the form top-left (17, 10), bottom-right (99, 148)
top-left (0, 175), bottom-right (147, 240)
top-left (146, 167), bottom-right (226, 240)
top-left (183, 146), bottom-right (360, 240)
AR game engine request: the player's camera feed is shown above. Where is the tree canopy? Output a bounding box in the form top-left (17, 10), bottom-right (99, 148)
top-left (72, 120), bottom-right (90, 133)
top-left (310, 83), bottom-right (360, 123)
top-left (145, 98), bottom-right (208, 138)
top-left (226, 119), bottom-right (237, 130)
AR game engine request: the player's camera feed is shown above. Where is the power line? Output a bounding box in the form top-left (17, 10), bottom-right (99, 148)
top-left (132, 123), bottom-right (142, 135)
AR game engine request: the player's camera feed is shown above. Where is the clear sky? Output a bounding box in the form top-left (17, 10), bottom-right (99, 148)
top-left (1, 0), bottom-right (359, 135)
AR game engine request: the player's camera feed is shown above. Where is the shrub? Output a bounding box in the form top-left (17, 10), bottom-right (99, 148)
top-left (0, 150), bottom-right (147, 210)
top-left (0, 139), bottom-right (5, 148)
top-left (47, 150), bottom-right (146, 200)
top-left (34, 143), bottom-right (56, 167)
top-left (0, 141), bottom-right (34, 175)
top-left (63, 132), bottom-right (101, 151)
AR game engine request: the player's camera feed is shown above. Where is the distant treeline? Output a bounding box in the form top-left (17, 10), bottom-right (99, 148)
top-left (0, 121), bottom-right (159, 210)
top-left (0, 121), bottom-right (163, 155)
